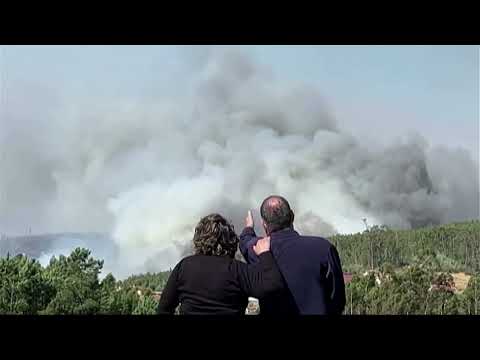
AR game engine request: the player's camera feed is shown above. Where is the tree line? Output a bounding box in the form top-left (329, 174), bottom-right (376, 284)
top-left (0, 248), bottom-right (167, 315)
top-left (336, 220), bottom-right (479, 315)
top-left (331, 220), bottom-right (480, 273)
top-left (0, 221), bottom-right (478, 315)
top-left (345, 255), bottom-right (479, 315)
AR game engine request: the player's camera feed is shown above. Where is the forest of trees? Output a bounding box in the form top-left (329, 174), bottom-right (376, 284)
top-left (0, 248), bottom-right (169, 315)
top-left (333, 221), bottom-right (479, 314)
top-left (0, 221), bottom-right (478, 315)
top-left (331, 221), bottom-right (480, 274)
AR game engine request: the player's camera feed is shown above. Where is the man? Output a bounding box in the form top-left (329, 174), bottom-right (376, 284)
top-left (240, 195), bottom-right (346, 315)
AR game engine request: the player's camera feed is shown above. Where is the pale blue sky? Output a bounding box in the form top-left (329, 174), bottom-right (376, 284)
top-left (2, 45), bottom-right (478, 161)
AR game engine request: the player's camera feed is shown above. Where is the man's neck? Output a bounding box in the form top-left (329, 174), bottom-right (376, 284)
top-left (269, 225), bottom-right (295, 236)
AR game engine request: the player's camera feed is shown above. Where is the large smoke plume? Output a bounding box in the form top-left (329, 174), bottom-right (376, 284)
top-left (1, 48), bottom-right (478, 277)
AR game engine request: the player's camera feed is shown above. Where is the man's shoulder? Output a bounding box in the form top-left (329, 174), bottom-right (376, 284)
top-left (299, 234), bottom-right (332, 243)
top-left (298, 234), bottom-right (335, 251)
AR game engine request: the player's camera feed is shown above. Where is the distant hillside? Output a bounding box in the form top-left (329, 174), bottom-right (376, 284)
top-left (119, 220), bottom-right (480, 291)
top-left (1, 221), bottom-right (479, 315)
top-left (2, 220), bottom-right (479, 274)
top-left (0, 232), bottom-right (112, 258)
top-left (330, 220), bottom-right (480, 273)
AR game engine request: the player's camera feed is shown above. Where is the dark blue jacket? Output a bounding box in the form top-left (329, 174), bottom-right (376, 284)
top-left (240, 227), bottom-right (346, 315)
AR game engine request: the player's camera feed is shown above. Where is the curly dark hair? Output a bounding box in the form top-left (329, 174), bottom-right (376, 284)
top-left (193, 214), bottom-right (239, 258)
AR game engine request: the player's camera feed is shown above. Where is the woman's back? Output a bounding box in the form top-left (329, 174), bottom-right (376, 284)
top-left (176, 255), bottom-right (248, 315)
top-left (158, 252), bottom-right (284, 315)
top-left (157, 213), bottom-right (285, 315)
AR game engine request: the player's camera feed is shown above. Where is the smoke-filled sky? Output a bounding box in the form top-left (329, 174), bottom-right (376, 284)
top-left (0, 45), bottom-right (479, 277)
top-left (2, 45), bottom-right (478, 155)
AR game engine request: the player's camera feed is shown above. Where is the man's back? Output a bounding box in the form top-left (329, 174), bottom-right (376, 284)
top-left (240, 227), bottom-right (346, 315)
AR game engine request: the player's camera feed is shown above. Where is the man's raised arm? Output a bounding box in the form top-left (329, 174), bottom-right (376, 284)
top-left (239, 210), bottom-right (260, 264)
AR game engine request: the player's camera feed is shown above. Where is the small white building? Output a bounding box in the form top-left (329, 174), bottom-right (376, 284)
top-left (245, 297), bottom-right (260, 315)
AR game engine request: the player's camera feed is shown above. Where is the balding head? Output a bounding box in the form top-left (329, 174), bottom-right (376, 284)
top-left (260, 195), bottom-right (294, 234)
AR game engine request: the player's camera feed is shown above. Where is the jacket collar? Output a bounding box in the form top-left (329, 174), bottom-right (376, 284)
top-left (270, 227), bottom-right (299, 240)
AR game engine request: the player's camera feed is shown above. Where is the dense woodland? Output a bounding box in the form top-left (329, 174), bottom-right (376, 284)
top-left (331, 221), bottom-right (480, 274)
top-left (0, 221), bottom-right (478, 315)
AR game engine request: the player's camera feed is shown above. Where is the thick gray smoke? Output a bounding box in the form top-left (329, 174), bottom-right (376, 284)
top-left (1, 48), bottom-right (478, 277)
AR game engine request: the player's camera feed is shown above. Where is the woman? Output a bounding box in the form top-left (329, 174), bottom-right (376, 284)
top-left (157, 213), bottom-right (285, 315)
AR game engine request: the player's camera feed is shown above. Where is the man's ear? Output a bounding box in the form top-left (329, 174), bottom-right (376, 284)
top-left (262, 219), bottom-right (269, 236)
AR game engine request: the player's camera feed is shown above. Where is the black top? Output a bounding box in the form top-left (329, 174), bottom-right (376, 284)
top-left (157, 252), bottom-right (286, 315)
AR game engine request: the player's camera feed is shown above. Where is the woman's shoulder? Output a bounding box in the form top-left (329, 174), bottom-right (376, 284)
top-left (177, 254), bottom-right (199, 267)
top-left (229, 258), bottom-right (250, 274)
top-left (170, 255), bottom-right (197, 270)
top-left (179, 254), bottom-right (234, 267)
top-left (231, 258), bottom-right (247, 266)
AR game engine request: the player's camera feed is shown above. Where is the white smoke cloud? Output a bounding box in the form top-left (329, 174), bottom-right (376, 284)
top-left (1, 47), bottom-right (478, 277)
